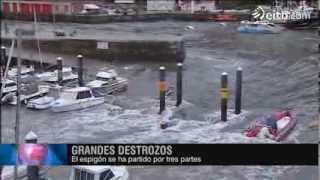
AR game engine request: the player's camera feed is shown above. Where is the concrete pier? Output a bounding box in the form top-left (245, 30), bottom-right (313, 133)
top-left (1, 35), bottom-right (185, 63)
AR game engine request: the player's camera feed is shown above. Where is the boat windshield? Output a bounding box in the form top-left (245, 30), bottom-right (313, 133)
top-left (96, 77), bottom-right (111, 81)
top-left (99, 169), bottom-right (115, 180)
top-left (76, 90), bottom-right (92, 99)
top-left (96, 76), bottom-right (116, 81)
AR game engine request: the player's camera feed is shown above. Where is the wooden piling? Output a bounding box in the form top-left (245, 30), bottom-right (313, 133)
top-left (77, 54), bottom-right (84, 87)
top-left (0, 46), bottom-right (5, 144)
top-left (159, 66), bottom-right (166, 114)
top-left (220, 72), bottom-right (228, 122)
top-left (176, 63), bottom-right (183, 107)
top-left (56, 57), bottom-right (63, 86)
top-left (25, 131), bottom-right (40, 180)
top-left (235, 67), bottom-right (242, 114)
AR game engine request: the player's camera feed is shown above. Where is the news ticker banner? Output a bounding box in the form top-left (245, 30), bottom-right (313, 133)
top-left (0, 144), bottom-right (318, 166)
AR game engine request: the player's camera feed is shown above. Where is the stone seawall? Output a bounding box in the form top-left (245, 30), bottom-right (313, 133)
top-left (2, 38), bottom-right (185, 63)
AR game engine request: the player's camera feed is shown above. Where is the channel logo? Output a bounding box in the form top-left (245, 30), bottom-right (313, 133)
top-left (252, 6), bottom-right (312, 21)
top-left (252, 6), bottom-right (265, 19)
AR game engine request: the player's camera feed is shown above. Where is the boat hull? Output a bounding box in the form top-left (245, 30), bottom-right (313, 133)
top-left (244, 115), bottom-right (297, 142)
top-left (27, 96), bottom-right (55, 110)
top-left (237, 26), bottom-right (281, 34)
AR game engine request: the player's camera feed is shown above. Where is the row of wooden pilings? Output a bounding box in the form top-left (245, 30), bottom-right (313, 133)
top-left (55, 55), bottom-right (84, 87)
top-left (158, 64), bottom-right (243, 123)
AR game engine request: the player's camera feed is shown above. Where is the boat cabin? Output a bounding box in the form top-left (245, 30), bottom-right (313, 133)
top-left (1, 79), bottom-right (17, 93)
top-left (60, 87), bottom-right (94, 101)
top-left (96, 71), bottom-right (117, 82)
top-left (69, 166), bottom-right (118, 180)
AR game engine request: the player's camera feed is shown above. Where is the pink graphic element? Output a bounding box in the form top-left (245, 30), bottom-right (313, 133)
top-left (18, 144), bottom-right (47, 165)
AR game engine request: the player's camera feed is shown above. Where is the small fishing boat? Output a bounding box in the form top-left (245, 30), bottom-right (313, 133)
top-left (244, 111), bottom-right (297, 142)
top-left (53, 29), bottom-right (66, 36)
top-left (27, 86), bottom-right (61, 110)
top-left (27, 96), bottom-right (55, 110)
top-left (69, 166), bottom-right (129, 180)
top-left (237, 21), bottom-right (283, 34)
top-left (36, 67), bottom-right (78, 83)
top-left (2, 84), bottom-right (49, 105)
top-left (1, 79), bottom-right (17, 95)
top-left (86, 70), bottom-right (128, 95)
top-left (51, 87), bottom-right (104, 112)
top-left (213, 14), bottom-right (238, 21)
top-left (7, 65), bottom-right (35, 78)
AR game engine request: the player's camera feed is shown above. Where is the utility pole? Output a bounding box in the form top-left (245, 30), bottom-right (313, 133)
top-left (0, 46), bottom-right (5, 180)
top-left (14, 29), bottom-right (22, 180)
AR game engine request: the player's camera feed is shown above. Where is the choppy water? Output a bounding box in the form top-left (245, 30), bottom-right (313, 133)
top-left (2, 20), bottom-right (319, 179)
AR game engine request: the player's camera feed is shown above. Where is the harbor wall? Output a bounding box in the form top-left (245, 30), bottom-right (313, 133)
top-left (1, 38), bottom-right (185, 63)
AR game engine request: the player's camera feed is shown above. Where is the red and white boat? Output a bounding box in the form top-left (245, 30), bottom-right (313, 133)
top-left (211, 14), bottom-right (238, 21)
top-left (244, 111), bottom-right (297, 142)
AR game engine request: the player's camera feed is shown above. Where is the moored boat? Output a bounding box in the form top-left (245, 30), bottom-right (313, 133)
top-left (7, 65), bottom-right (35, 79)
top-left (36, 67), bottom-right (78, 84)
top-left (2, 84), bottom-right (49, 105)
top-left (86, 69), bottom-right (128, 95)
top-left (27, 85), bottom-right (62, 110)
top-left (237, 21), bottom-right (284, 34)
top-left (1, 79), bottom-right (17, 96)
top-left (214, 14), bottom-right (238, 21)
top-left (51, 87), bottom-right (104, 112)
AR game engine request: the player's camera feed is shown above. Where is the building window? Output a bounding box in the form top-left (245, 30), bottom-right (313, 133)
top-left (64, 5), bottom-right (69, 12)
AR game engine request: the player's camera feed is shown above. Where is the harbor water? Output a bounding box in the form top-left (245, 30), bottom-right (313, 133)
top-left (1, 20), bottom-right (319, 179)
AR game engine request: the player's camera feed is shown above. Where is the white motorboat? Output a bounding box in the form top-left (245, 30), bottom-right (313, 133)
top-left (238, 21), bottom-right (283, 34)
top-left (1, 79), bottom-right (17, 95)
top-left (27, 96), bottom-right (55, 109)
top-left (36, 67), bottom-right (78, 83)
top-left (51, 87), bottom-right (104, 112)
top-left (7, 65), bottom-right (35, 78)
top-left (27, 85), bottom-right (62, 110)
top-left (69, 166), bottom-right (129, 180)
top-left (87, 70), bottom-right (128, 95)
top-left (2, 84), bottom-right (49, 105)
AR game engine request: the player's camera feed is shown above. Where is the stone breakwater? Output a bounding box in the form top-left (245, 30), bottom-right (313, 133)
top-left (2, 12), bottom-right (251, 24)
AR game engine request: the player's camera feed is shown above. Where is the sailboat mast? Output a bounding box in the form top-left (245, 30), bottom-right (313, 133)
top-left (33, 6), bottom-right (44, 70)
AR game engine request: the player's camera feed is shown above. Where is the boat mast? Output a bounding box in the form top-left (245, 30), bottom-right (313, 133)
top-left (33, 6), bottom-right (44, 70)
top-left (1, 40), bottom-right (15, 96)
top-left (13, 29), bottom-right (22, 180)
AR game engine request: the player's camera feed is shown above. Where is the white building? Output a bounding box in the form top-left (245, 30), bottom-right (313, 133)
top-left (147, 0), bottom-right (176, 11)
top-left (178, 0), bottom-right (216, 13)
